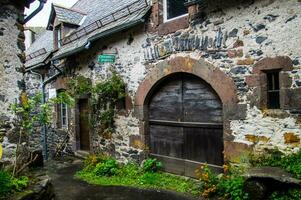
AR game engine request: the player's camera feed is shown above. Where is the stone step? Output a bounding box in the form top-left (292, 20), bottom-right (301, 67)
top-left (74, 150), bottom-right (90, 160)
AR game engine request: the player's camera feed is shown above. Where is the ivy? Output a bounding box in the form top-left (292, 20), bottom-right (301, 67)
top-left (68, 75), bottom-right (93, 98)
top-left (67, 72), bottom-right (126, 134)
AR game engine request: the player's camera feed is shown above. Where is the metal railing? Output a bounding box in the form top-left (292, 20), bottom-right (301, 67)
top-left (59, 0), bottom-right (148, 46)
top-left (26, 48), bottom-right (47, 61)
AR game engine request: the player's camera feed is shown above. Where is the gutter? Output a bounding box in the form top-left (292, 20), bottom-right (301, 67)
top-left (51, 18), bottom-right (146, 61)
top-left (25, 0), bottom-right (47, 24)
top-left (25, 62), bottom-right (46, 72)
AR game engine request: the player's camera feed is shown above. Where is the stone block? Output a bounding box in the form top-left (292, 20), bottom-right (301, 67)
top-left (233, 39), bottom-right (244, 48)
top-left (253, 56), bottom-right (293, 73)
top-left (158, 16), bottom-right (189, 36)
top-left (237, 58), bottom-right (255, 65)
top-left (284, 132), bottom-right (300, 145)
top-left (224, 141), bottom-right (252, 163)
top-left (223, 103), bottom-right (247, 120)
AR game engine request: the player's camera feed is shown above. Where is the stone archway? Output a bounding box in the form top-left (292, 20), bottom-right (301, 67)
top-left (134, 56), bottom-right (240, 173)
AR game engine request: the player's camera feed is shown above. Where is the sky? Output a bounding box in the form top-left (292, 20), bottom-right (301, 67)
top-left (25, 0), bottom-right (78, 27)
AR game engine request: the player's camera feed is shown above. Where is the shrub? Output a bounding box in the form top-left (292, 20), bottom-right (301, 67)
top-left (93, 158), bottom-right (119, 177)
top-left (117, 163), bottom-right (140, 178)
top-left (0, 170), bottom-right (29, 197)
top-left (250, 149), bottom-right (301, 179)
top-left (142, 158), bottom-right (162, 173)
top-left (195, 165), bottom-right (248, 199)
top-left (83, 154), bottom-right (109, 169)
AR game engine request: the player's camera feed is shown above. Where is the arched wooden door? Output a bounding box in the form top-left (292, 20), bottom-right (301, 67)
top-left (148, 73), bottom-right (223, 177)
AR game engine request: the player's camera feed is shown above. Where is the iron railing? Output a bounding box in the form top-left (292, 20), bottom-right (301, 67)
top-left (26, 48), bottom-right (47, 61)
top-left (59, 0), bottom-right (149, 46)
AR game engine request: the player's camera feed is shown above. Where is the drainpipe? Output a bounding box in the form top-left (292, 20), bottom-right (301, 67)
top-left (25, 0), bottom-right (47, 24)
top-left (29, 68), bottom-right (62, 160)
top-left (30, 70), bottom-right (47, 159)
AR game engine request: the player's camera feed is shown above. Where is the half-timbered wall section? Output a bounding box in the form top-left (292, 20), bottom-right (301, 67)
top-left (26, 0), bottom-right (301, 172)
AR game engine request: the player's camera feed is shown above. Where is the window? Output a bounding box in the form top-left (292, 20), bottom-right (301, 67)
top-left (60, 102), bottom-right (68, 128)
top-left (266, 71), bottom-right (280, 109)
top-left (57, 90), bottom-right (68, 129)
top-left (57, 27), bottom-right (62, 48)
top-left (163, 0), bottom-right (188, 22)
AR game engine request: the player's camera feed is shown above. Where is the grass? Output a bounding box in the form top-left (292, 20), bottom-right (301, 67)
top-left (250, 149), bottom-right (301, 179)
top-left (75, 158), bottom-right (200, 196)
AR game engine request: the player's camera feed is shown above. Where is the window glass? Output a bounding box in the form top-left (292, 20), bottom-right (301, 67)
top-left (266, 71), bottom-right (280, 109)
top-left (61, 103), bottom-right (68, 128)
top-left (57, 28), bottom-right (62, 48)
top-left (165, 0), bottom-right (188, 21)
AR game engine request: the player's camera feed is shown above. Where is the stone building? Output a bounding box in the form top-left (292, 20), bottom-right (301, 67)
top-left (0, 0), bottom-right (37, 154)
top-left (26, 0), bottom-right (301, 177)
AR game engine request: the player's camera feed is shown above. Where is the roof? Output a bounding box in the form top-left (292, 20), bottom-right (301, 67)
top-left (26, 0), bottom-right (150, 66)
top-left (25, 30), bottom-right (54, 68)
top-left (47, 4), bottom-right (86, 30)
top-left (52, 0), bottom-right (150, 60)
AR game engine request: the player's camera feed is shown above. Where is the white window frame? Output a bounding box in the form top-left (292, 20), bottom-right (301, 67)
top-left (163, 0), bottom-right (188, 23)
top-left (60, 102), bottom-right (68, 129)
top-left (57, 26), bottom-right (62, 48)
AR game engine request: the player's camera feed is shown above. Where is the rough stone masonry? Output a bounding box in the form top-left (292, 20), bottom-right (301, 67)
top-left (26, 0), bottom-right (301, 163)
top-left (0, 0), bottom-right (28, 163)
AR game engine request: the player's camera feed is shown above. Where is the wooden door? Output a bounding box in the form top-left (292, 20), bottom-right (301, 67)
top-left (78, 99), bottom-right (90, 151)
top-left (148, 73), bottom-right (223, 177)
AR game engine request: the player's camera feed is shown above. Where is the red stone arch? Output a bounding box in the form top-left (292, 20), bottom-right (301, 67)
top-left (135, 56), bottom-right (238, 108)
top-left (133, 56), bottom-right (242, 163)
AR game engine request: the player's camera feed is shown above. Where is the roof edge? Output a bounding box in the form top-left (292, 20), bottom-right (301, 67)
top-left (52, 16), bottom-right (148, 61)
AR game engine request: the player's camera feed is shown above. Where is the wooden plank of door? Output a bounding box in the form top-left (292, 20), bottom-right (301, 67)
top-left (149, 124), bottom-right (184, 159)
top-left (182, 74), bottom-right (223, 123)
top-left (184, 127), bottom-right (224, 166)
top-left (149, 75), bottom-right (183, 122)
top-left (150, 154), bottom-right (185, 176)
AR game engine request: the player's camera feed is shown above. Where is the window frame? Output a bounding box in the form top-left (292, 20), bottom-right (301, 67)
top-left (56, 25), bottom-right (62, 48)
top-left (265, 70), bottom-right (281, 109)
top-left (60, 102), bottom-right (68, 128)
top-left (163, 0), bottom-right (189, 23)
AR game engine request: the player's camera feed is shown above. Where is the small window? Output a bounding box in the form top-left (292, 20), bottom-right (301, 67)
top-left (60, 102), bottom-right (68, 128)
top-left (57, 90), bottom-right (68, 129)
top-left (266, 71), bottom-right (280, 109)
top-left (163, 0), bottom-right (188, 22)
top-left (57, 28), bottom-right (62, 48)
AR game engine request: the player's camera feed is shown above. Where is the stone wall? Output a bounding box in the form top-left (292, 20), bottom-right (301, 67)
top-left (37, 0), bottom-right (301, 162)
top-left (0, 1), bottom-right (27, 162)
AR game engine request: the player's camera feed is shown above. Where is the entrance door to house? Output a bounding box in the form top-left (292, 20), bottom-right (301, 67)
top-left (148, 73), bottom-right (223, 177)
top-left (78, 99), bottom-right (90, 151)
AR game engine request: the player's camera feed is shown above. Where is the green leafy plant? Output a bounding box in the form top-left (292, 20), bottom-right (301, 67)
top-left (142, 158), bottom-right (162, 173)
top-left (0, 170), bottom-right (29, 197)
top-left (76, 156), bottom-right (199, 196)
top-left (93, 158), bottom-right (119, 177)
top-left (10, 91), bottom-right (74, 176)
top-left (68, 75), bottom-right (93, 98)
top-left (250, 149), bottom-right (301, 179)
top-left (269, 189), bottom-right (301, 200)
top-left (67, 72), bottom-right (126, 134)
top-left (195, 164), bottom-right (248, 199)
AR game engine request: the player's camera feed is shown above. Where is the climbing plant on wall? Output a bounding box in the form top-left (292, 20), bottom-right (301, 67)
top-left (67, 72), bottom-right (126, 135)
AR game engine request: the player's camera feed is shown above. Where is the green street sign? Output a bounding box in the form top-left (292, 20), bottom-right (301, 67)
top-left (98, 54), bottom-right (116, 64)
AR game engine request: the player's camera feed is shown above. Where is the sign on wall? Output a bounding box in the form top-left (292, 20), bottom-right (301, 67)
top-left (48, 89), bottom-right (57, 99)
top-left (98, 54), bottom-right (116, 64)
